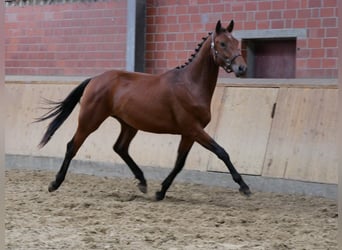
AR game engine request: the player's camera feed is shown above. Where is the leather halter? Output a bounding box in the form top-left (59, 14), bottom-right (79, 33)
top-left (211, 32), bottom-right (242, 73)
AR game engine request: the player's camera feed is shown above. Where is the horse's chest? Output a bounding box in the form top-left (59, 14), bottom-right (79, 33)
top-left (179, 102), bottom-right (211, 128)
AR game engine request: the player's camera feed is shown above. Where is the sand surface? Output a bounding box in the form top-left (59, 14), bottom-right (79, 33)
top-left (5, 169), bottom-right (337, 249)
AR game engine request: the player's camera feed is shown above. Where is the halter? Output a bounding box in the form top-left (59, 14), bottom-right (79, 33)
top-left (211, 32), bottom-right (242, 73)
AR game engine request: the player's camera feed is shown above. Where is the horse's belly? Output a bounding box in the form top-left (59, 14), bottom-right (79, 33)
top-left (122, 111), bottom-right (179, 134)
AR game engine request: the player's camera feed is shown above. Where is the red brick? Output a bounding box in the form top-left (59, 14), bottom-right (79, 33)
top-left (166, 15), bottom-right (177, 24)
top-left (168, 24), bottom-right (180, 32)
top-left (309, 28), bottom-right (325, 37)
top-left (308, 0), bottom-right (322, 8)
top-left (155, 16), bottom-right (166, 24)
top-left (308, 38), bottom-right (322, 48)
top-left (301, 69), bottom-right (325, 77)
top-left (283, 10), bottom-right (297, 19)
top-left (326, 48), bottom-right (338, 57)
top-left (325, 28), bottom-right (338, 37)
top-left (190, 14), bottom-right (201, 24)
top-left (245, 2), bottom-right (257, 11)
top-left (297, 48), bottom-right (310, 58)
top-left (307, 59), bottom-right (321, 68)
top-left (212, 4), bottom-right (225, 13)
top-left (156, 60), bottom-right (167, 68)
top-left (199, 5), bottom-right (211, 13)
top-left (269, 11), bottom-right (282, 19)
top-left (197, 0), bottom-right (209, 4)
top-left (234, 12), bottom-right (248, 20)
top-left (188, 5), bottom-right (200, 14)
top-left (321, 58), bottom-right (337, 68)
top-left (231, 2), bottom-right (244, 12)
top-left (154, 34), bottom-right (166, 42)
top-left (323, 38), bottom-right (337, 47)
top-left (296, 59), bottom-right (307, 68)
top-left (311, 49), bottom-right (325, 57)
top-left (320, 8), bottom-right (335, 17)
top-left (322, 18), bottom-right (337, 27)
top-left (258, 1), bottom-right (271, 11)
top-left (272, 1), bottom-right (285, 9)
top-left (177, 15), bottom-right (189, 23)
top-left (257, 21), bottom-right (270, 29)
top-left (244, 22), bottom-right (256, 30)
top-left (180, 23), bottom-right (192, 32)
top-left (271, 20), bottom-right (285, 29)
top-left (323, 0), bottom-right (337, 7)
top-left (165, 51), bottom-right (178, 60)
top-left (293, 19), bottom-right (307, 28)
top-left (297, 9), bottom-right (312, 19)
top-left (323, 69), bottom-right (337, 78)
top-left (158, 6), bottom-right (169, 16)
top-left (175, 5), bottom-right (188, 15)
top-left (286, 0), bottom-right (301, 9)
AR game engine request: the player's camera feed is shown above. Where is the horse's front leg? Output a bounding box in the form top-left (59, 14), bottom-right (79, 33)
top-left (156, 136), bottom-right (194, 201)
top-left (195, 130), bottom-right (251, 196)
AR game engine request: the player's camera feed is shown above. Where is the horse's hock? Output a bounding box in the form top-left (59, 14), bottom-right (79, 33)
top-left (5, 76), bottom-right (338, 189)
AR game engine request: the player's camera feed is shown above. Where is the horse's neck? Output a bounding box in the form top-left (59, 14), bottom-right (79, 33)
top-left (185, 39), bottom-right (220, 100)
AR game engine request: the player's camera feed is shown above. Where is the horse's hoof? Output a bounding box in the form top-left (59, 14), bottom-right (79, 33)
top-left (155, 191), bottom-right (165, 201)
top-left (48, 182), bottom-right (57, 192)
top-left (137, 183), bottom-right (147, 194)
top-left (239, 187), bottom-right (252, 197)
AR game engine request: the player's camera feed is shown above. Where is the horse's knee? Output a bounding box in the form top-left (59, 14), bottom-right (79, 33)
top-left (113, 143), bottom-right (123, 155)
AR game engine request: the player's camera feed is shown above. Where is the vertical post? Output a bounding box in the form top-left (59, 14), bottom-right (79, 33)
top-left (126, 0), bottom-right (145, 72)
top-left (126, 0), bottom-right (136, 72)
top-left (134, 0), bottom-right (146, 72)
top-left (0, 1), bottom-right (5, 250)
top-left (338, 0), bottom-right (342, 249)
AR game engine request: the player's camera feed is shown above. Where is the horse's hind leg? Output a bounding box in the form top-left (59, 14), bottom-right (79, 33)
top-left (156, 136), bottom-right (194, 200)
top-left (113, 121), bottom-right (147, 193)
top-left (49, 109), bottom-right (107, 192)
top-left (48, 136), bottom-right (80, 192)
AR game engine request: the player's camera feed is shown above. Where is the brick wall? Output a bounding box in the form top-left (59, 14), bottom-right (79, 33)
top-left (145, 0), bottom-right (338, 78)
top-left (5, 0), bottom-right (338, 78)
top-left (5, 0), bottom-right (126, 76)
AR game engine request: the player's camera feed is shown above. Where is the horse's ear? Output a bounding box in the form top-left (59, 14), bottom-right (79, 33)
top-left (227, 20), bottom-right (234, 33)
top-left (215, 20), bottom-right (222, 33)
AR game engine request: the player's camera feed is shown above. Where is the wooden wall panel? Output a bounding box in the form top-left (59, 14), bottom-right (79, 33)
top-left (208, 87), bottom-right (278, 175)
top-left (262, 88), bottom-right (338, 184)
top-left (6, 82), bottom-right (338, 185)
top-left (5, 84), bottom-right (125, 165)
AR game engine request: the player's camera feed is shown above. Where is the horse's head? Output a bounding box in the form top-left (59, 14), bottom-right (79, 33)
top-left (211, 20), bottom-right (247, 77)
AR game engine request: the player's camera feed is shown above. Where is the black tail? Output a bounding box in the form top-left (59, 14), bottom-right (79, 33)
top-left (35, 78), bottom-right (92, 148)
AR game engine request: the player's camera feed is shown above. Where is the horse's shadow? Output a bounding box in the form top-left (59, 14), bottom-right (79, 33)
top-left (103, 187), bottom-right (253, 209)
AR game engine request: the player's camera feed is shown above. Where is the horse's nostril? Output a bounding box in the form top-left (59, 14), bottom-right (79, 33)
top-left (239, 65), bottom-right (247, 74)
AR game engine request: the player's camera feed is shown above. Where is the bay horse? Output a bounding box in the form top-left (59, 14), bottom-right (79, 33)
top-left (37, 20), bottom-right (251, 200)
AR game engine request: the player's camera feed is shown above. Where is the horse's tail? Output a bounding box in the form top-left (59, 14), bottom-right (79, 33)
top-left (35, 78), bottom-right (92, 148)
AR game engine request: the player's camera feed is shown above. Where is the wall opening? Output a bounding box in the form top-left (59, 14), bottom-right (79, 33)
top-left (242, 38), bottom-right (296, 78)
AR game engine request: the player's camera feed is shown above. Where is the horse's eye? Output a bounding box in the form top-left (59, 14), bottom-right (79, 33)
top-left (220, 42), bottom-right (226, 48)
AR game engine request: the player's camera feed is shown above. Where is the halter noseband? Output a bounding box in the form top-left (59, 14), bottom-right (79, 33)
top-left (211, 32), bottom-right (242, 73)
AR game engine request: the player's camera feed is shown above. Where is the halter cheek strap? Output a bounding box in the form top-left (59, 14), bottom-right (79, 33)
top-left (211, 32), bottom-right (217, 57)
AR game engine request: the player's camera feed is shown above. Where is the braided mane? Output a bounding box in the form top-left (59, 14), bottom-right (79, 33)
top-left (176, 32), bottom-right (212, 69)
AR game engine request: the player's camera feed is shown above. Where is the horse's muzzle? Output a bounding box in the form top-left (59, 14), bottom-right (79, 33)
top-left (231, 64), bottom-right (247, 77)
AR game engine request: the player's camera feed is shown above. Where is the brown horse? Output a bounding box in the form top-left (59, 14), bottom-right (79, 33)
top-left (37, 20), bottom-right (251, 200)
